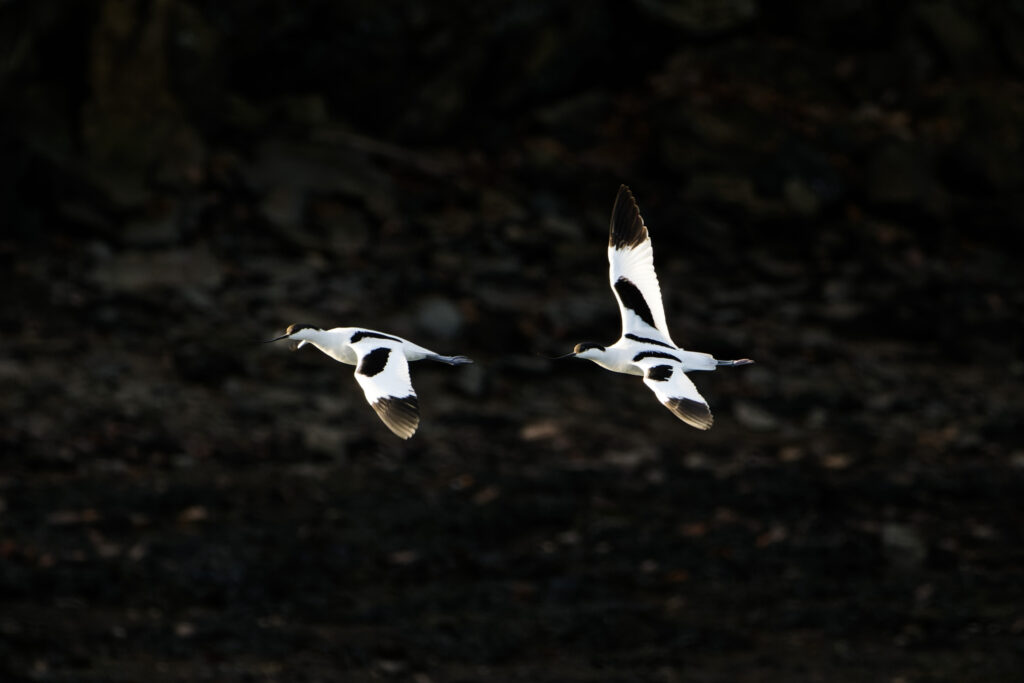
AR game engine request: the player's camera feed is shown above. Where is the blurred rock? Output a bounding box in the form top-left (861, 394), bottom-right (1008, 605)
top-left (684, 174), bottom-right (785, 217)
top-left (245, 139), bottom-right (399, 235)
top-left (881, 523), bottom-right (927, 571)
top-left (637, 0), bottom-right (757, 34)
top-left (415, 298), bottom-right (464, 340)
top-left (914, 1), bottom-right (992, 73)
top-left (733, 400), bottom-right (780, 431)
top-left (92, 246), bottom-right (224, 293)
top-left (782, 177), bottom-right (821, 216)
top-left (312, 199), bottom-right (371, 257)
top-left (260, 186), bottom-right (305, 235)
top-left (864, 140), bottom-right (949, 219)
top-left (936, 89), bottom-right (1024, 195)
top-left (301, 423), bottom-right (348, 456)
top-left (123, 207), bottom-right (181, 247)
top-left (82, 0), bottom-right (204, 194)
top-left (452, 361), bottom-right (487, 398)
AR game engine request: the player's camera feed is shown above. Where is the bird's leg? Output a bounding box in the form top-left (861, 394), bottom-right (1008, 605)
top-left (716, 358), bottom-right (754, 366)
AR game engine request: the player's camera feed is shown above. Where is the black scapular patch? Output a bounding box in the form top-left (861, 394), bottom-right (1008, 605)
top-left (633, 350), bottom-right (680, 363)
top-left (609, 185), bottom-right (648, 250)
top-left (665, 397), bottom-right (713, 430)
top-left (351, 330), bottom-right (400, 344)
top-left (647, 365), bottom-right (673, 382)
top-left (625, 333), bottom-right (674, 349)
top-left (372, 394), bottom-right (420, 439)
top-left (357, 347), bottom-right (391, 377)
top-left (614, 277), bottom-right (657, 329)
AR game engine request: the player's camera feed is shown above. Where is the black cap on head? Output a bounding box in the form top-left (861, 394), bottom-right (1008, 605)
top-left (573, 342), bottom-right (606, 354)
top-left (286, 323), bottom-right (318, 335)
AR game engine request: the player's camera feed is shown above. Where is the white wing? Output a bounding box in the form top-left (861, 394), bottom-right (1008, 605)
top-left (351, 340), bottom-right (419, 439)
top-left (634, 354), bottom-right (713, 430)
top-left (608, 185), bottom-right (674, 344)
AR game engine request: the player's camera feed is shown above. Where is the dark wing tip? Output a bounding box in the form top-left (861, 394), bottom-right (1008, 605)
top-left (371, 395), bottom-right (420, 439)
top-left (664, 397), bottom-right (714, 430)
top-left (609, 184), bottom-right (648, 250)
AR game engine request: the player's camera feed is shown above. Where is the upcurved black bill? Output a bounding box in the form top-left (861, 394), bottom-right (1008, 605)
top-left (263, 334), bottom-right (291, 344)
top-left (536, 351), bottom-right (577, 360)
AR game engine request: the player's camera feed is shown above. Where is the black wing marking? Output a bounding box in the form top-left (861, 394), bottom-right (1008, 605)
top-left (646, 365), bottom-right (674, 382)
top-left (633, 350), bottom-right (681, 364)
top-left (370, 395), bottom-right (420, 440)
top-left (634, 355), bottom-right (713, 431)
top-left (625, 333), bottom-right (675, 349)
top-left (356, 347), bottom-right (391, 377)
top-left (609, 184), bottom-right (648, 250)
top-left (664, 397), bottom-right (713, 430)
top-left (614, 277), bottom-right (658, 330)
top-left (351, 330), bottom-right (402, 344)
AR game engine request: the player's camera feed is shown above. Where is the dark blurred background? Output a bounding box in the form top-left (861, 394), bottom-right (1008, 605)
top-left (2, 1), bottom-right (1023, 680)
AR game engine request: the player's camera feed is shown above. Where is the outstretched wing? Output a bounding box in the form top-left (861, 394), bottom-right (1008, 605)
top-left (634, 355), bottom-right (713, 430)
top-left (608, 185), bottom-right (674, 344)
top-left (351, 340), bottom-right (420, 439)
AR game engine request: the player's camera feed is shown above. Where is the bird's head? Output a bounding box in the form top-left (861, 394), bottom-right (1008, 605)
top-left (571, 342), bottom-right (606, 360)
top-left (264, 323), bottom-right (320, 349)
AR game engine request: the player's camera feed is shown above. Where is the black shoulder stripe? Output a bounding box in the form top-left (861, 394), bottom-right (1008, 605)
top-left (647, 365), bottom-right (673, 382)
top-left (614, 277), bottom-right (657, 329)
top-left (357, 347), bottom-right (391, 377)
top-left (633, 350), bottom-right (680, 363)
top-left (351, 330), bottom-right (401, 344)
top-left (609, 185), bottom-right (648, 250)
top-left (625, 333), bottom-right (674, 349)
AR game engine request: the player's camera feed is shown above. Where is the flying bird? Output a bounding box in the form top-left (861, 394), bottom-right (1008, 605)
top-left (265, 325), bottom-right (472, 439)
top-left (563, 185), bottom-right (753, 430)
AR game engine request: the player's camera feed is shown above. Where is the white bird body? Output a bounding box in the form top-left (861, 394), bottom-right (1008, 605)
top-left (568, 185), bottom-right (753, 430)
top-left (266, 324), bottom-right (471, 439)
top-left (291, 327), bottom-right (447, 366)
top-left (577, 341), bottom-right (718, 376)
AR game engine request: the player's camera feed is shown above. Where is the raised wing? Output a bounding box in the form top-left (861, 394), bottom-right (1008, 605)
top-left (352, 340), bottom-right (419, 439)
top-left (608, 185), bottom-right (674, 344)
top-left (634, 354), bottom-right (713, 430)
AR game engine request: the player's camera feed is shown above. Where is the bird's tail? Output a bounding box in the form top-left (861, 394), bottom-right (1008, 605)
top-left (427, 354), bottom-right (473, 366)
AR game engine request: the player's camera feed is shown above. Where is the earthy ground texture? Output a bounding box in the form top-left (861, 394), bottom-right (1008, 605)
top-left (3, 1), bottom-right (1024, 681)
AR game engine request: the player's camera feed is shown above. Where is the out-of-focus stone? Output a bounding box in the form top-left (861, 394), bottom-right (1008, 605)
top-left (302, 423), bottom-right (348, 456)
top-left (453, 362), bottom-right (486, 398)
top-left (123, 208), bottom-right (180, 247)
top-left (882, 523), bottom-right (927, 571)
top-left (92, 246), bottom-right (224, 293)
top-left (864, 141), bottom-right (949, 219)
top-left (82, 0), bottom-right (204, 192)
top-left (416, 298), bottom-right (464, 340)
top-left (637, 0), bottom-right (757, 34)
top-left (782, 177), bottom-right (820, 217)
top-left (314, 200), bottom-right (370, 256)
top-left (914, 1), bottom-right (989, 73)
top-left (733, 400), bottom-right (780, 431)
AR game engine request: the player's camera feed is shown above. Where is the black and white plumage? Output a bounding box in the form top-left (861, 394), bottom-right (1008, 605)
top-left (567, 185), bottom-right (753, 430)
top-left (265, 324), bottom-right (471, 439)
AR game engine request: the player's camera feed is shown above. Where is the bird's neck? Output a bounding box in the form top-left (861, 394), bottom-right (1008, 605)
top-left (297, 329), bottom-right (341, 353)
top-left (588, 347), bottom-right (635, 373)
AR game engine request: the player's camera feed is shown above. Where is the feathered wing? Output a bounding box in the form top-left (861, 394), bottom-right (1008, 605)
top-left (351, 340), bottom-right (420, 439)
top-left (635, 356), bottom-right (713, 430)
top-left (608, 185), bottom-right (674, 344)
